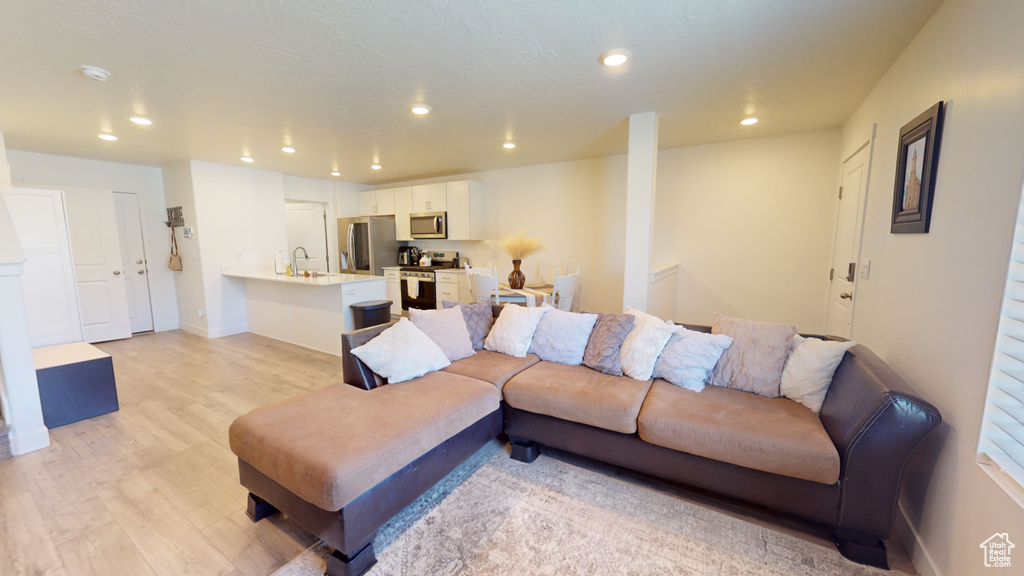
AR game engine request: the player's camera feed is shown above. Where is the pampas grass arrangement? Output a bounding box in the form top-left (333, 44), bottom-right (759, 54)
top-left (495, 230), bottom-right (544, 260)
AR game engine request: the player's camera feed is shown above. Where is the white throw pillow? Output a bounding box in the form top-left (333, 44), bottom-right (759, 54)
top-left (529, 304), bottom-right (598, 365)
top-left (619, 307), bottom-right (675, 381)
top-left (409, 306), bottom-right (475, 362)
top-left (350, 318), bottom-right (450, 383)
top-left (484, 305), bottom-right (549, 358)
top-left (653, 323), bottom-right (734, 392)
top-left (780, 335), bottom-right (857, 413)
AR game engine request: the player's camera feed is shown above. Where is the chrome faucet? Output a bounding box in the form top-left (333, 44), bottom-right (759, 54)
top-left (292, 246), bottom-right (309, 275)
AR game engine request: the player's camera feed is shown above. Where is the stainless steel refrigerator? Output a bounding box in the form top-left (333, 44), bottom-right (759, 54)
top-left (338, 216), bottom-right (399, 276)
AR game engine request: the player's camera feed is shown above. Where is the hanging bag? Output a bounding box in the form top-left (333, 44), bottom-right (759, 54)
top-left (168, 227), bottom-right (183, 271)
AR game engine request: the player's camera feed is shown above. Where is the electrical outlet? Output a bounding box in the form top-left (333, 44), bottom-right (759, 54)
top-left (344, 288), bottom-right (356, 296)
top-left (198, 309), bottom-right (204, 317)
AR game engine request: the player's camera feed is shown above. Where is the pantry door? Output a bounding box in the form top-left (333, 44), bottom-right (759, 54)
top-left (62, 188), bottom-right (132, 342)
top-left (286, 202), bottom-right (329, 273)
top-left (113, 192), bottom-right (154, 333)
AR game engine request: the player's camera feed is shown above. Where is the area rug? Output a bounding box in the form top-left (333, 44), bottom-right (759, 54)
top-left (272, 440), bottom-right (887, 576)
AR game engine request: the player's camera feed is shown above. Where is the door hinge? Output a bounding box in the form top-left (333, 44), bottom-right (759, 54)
top-left (829, 268), bottom-right (834, 281)
top-left (838, 186), bottom-right (843, 200)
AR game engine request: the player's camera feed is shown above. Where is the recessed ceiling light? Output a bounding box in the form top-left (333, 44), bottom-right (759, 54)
top-left (97, 134), bottom-right (117, 141)
top-left (241, 156), bottom-right (254, 163)
top-left (129, 116), bottom-right (152, 125)
top-left (282, 146), bottom-right (296, 153)
top-left (79, 65), bottom-right (110, 82)
top-left (503, 142), bottom-right (516, 149)
top-left (601, 50), bottom-right (631, 67)
top-left (411, 105), bottom-right (431, 115)
top-left (331, 171), bottom-right (341, 177)
top-left (740, 117), bottom-right (759, 126)
top-left (371, 164), bottom-right (382, 170)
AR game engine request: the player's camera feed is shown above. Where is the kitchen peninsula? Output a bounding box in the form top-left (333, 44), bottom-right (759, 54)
top-left (222, 266), bottom-right (386, 356)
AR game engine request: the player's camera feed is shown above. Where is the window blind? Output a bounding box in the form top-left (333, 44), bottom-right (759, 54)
top-left (978, 207), bottom-right (1024, 497)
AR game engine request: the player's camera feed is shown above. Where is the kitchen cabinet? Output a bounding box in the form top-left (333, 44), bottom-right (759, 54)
top-left (445, 180), bottom-right (486, 240)
top-left (435, 270), bottom-right (473, 308)
top-left (393, 187), bottom-right (413, 241)
top-left (384, 268), bottom-right (402, 316)
top-left (359, 189), bottom-right (395, 216)
top-left (411, 183), bottom-right (447, 213)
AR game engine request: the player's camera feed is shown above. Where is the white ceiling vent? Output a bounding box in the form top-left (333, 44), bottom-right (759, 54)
top-left (78, 65), bottom-right (110, 82)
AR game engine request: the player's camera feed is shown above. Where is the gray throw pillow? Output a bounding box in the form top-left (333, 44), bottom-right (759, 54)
top-left (708, 314), bottom-right (799, 398)
top-left (582, 313), bottom-right (635, 376)
top-left (443, 300), bottom-right (494, 350)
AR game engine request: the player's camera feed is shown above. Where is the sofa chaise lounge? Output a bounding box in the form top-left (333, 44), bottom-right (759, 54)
top-left (229, 305), bottom-right (940, 575)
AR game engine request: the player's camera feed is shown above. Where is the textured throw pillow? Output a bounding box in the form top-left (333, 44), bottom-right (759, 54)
top-left (780, 335), bottom-right (857, 413)
top-left (484, 305), bottom-right (549, 358)
top-left (529, 304), bottom-right (599, 365)
top-left (350, 318), bottom-right (450, 383)
top-left (582, 313), bottom-right (635, 376)
top-left (409, 306), bottom-right (475, 362)
top-left (653, 323), bottom-right (734, 392)
top-left (443, 300), bottom-right (494, 350)
top-left (619, 308), bottom-right (675, 381)
top-left (708, 314), bottom-right (799, 398)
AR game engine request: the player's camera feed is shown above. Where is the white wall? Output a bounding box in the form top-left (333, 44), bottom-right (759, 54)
top-left (389, 155), bottom-right (629, 314)
top-left (840, 1), bottom-right (1024, 574)
top-left (161, 161), bottom-right (206, 335)
top-left (654, 129), bottom-right (841, 331)
top-left (7, 150), bottom-right (179, 331)
top-left (189, 161), bottom-right (289, 337)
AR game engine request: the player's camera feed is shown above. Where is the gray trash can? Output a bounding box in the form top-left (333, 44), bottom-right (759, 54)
top-left (351, 300), bottom-right (393, 329)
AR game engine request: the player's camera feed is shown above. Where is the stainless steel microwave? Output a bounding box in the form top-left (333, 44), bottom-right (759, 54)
top-left (410, 211), bottom-right (448, 239)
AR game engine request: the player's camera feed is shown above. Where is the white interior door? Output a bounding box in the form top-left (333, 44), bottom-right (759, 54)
top-left (113, 192), bottom-right (154, 333)
top-left (62, 188), bottom-right (132, 343)
top-left (286, 202), bottom-right (329, 273)
top-left (0, 188), bottom-right (83, 347)
top-left (825, 144), bottom-right (871, 337)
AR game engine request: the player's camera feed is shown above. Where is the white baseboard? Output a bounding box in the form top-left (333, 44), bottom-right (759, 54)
top-left (207, 324), bottom-right (248, 339)
top-left (10, 425), bottom-right (50, 455)
top-left (897, 504), bottom-right (941, 576)
top-left (177, 321), bottom-right (208, 338)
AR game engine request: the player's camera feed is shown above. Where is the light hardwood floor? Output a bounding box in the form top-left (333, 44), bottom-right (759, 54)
top-left (0, 330), bottom-right (339, 576)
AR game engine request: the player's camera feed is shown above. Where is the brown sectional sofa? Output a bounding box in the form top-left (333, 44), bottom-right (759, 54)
top-left (230, 306), bottom-right (941, 575)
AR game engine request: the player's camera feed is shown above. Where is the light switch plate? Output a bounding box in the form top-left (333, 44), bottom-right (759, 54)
top-left (860, 260), bottom-right (871, 279)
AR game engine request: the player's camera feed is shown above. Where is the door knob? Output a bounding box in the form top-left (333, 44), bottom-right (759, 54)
top-left (840, 292), bottom-right (853, 300)
top-left (136, 259), bottom-right (143, 264)
top-left (113, 270), bottom-right (121, 275)
top-left (137, 270), bottom-right (145, 275)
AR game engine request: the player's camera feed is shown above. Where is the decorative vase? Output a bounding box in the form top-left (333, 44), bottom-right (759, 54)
top-left (508, 259), bottom-right (526, 289)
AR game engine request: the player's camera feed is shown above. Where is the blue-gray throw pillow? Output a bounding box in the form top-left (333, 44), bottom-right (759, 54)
top-left (582, 312), bottom-right (635, 376)
top-left (443, 300), bottom-right (494, 350)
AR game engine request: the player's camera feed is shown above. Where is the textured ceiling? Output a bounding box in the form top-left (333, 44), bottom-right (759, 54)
top-left (0, 0), bottom-right (942, 184)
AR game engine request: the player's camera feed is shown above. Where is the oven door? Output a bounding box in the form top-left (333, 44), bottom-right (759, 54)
top-left (410, 212), bottom-right (447, 239)
top-left (400, 276), bottom-right (437, 310)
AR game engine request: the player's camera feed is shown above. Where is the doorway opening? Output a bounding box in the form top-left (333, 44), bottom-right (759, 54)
top-left (286, 202), bottom-right (330, 273)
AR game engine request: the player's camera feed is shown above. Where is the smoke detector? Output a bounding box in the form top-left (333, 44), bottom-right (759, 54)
top-left (79, 65), bottom-right (110, 82)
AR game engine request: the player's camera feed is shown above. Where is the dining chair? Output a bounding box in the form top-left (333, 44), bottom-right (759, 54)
top-left (467, 266), bottom-right (500, 304)
top-left (552, 265), bottom-right (580, 311)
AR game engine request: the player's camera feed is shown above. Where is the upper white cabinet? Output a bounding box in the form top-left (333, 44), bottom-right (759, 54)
top-left (411, 183), bottom-right (447, 213)
top-left (359, 189), bottom-right (395, 216)
top-left (394, 187), bottom-right (413, 241)
top-left (394, 179), bottom-right (486, 241)
top-left (445, 180), bottom-right (486, 240)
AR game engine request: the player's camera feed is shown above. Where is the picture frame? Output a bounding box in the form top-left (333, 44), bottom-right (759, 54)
top-left (891, 101), bottom-right (944, 234)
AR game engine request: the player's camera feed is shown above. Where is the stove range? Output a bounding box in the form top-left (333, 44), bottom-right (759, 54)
top-left (400, 251), bottom-right (460, 311)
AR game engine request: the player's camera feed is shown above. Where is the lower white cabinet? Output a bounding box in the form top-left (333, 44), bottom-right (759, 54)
top-left (435, 271), bottom-right (473, 308)
top-left (384, 268), bottom-right (402, 315)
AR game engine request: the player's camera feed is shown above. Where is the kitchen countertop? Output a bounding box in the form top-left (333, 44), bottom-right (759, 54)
top-left (222, 266), bottom-right (384, 286)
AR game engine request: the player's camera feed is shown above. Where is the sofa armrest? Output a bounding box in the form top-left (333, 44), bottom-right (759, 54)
top-left (819, 344), bottom-right (941, 537)
top-left (340, 321), bottom-right (396, 390)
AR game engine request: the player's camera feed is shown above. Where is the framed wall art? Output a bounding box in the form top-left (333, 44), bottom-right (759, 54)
top-left (891, 101), bottom-right (944, 234)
